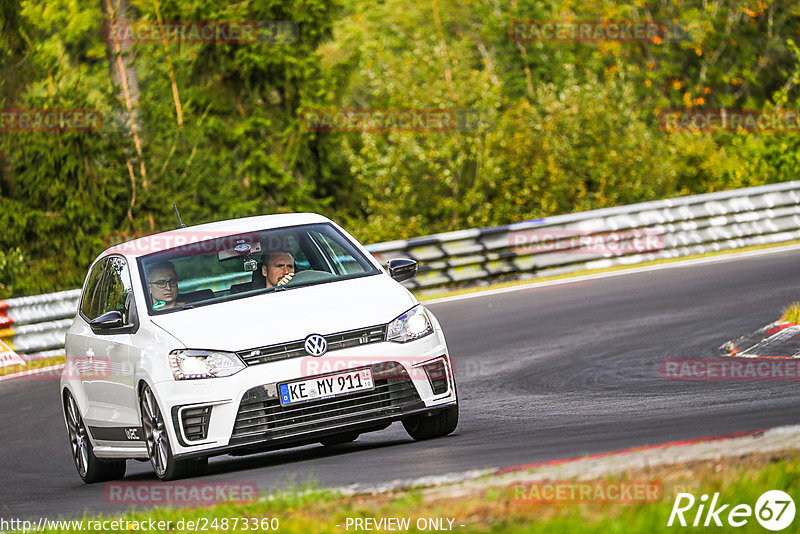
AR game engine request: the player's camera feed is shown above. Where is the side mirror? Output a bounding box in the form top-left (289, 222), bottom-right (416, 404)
top-left (387, 258), bottom-right (418, 282)
top-left (90, 310), bottom-right (124, 332)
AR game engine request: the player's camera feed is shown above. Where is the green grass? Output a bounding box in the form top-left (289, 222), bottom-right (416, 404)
top-left (34, 450), bottom-right (800, 533)
top-left (781, 302), bottom-right (800, 324)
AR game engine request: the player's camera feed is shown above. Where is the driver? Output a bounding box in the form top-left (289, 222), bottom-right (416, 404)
top-left (147, 261), bottom-right (185, 310)
top-left (262, 250), bottom-right (295, 287)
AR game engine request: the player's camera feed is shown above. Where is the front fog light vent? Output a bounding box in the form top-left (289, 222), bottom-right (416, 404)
top-left (423, 360), bottom-right (449, 395)
top-left (180, 405), bottom-right (212, 441)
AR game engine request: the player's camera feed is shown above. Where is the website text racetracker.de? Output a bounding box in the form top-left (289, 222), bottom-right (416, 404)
top-left (300, 108), bottom-right (488, 132)
top-left (660, 358), bottom-right (800, 381)
top-left (0, 109), bottom-right (102, 132)
top-left (0, 517), bottom-right (279, 532)
top-left (104, 481), bottom-right (258, 506)
top-left (659, 109), bottom-right (800, 132)
top-left (510, 20), bottom-right (683, 42)
top-left (508, 229), bottom-right (664, 255)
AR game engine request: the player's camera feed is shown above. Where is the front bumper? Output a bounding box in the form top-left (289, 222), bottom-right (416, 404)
top-left (151, 332), bottom-right (457, 459)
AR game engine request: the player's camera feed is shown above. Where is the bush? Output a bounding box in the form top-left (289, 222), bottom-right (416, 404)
top-left (0, 247), bottom-right (25, 298)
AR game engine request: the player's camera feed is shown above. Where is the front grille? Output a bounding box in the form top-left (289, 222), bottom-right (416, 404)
top-left (179, 405), bottom-right (212, 442)
top-left (325, 325), bottom-right (386, 351)
top-left (229, 362), bottom-right (421, 446)
top-left (423, 359), bottom-right (449, 395)
top-left (237, 325), bottom-right (387, 366)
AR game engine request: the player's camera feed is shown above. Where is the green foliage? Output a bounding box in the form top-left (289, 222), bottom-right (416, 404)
top-left (0, 246), bottom-right (24, 295)
top-left (483, 69), bottom-right (681, 220)
top-left (782, 302), bottom-right (800, 324)
top-left (2, 0), bottom-right (800, 297)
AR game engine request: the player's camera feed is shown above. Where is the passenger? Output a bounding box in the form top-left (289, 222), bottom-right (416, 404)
top-left (146, 261), bottom-right (185, 309)
top-left (262, 250), bottom-right (295, 287)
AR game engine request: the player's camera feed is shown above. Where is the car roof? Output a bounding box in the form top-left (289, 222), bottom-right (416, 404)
top-left (103, 212), bottom-right (333, 261)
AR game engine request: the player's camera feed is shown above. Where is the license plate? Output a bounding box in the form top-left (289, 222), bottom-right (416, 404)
top-left (278, 368), bottom-right (374, 406)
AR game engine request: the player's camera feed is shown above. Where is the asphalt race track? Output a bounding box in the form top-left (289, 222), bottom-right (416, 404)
top-left (3, 248), bottom-right (800, 519)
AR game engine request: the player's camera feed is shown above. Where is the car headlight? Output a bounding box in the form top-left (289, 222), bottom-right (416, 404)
top-left (169, 349), bottom-right (245, 380)
top-left (387, 305), bottom-right (434, 343)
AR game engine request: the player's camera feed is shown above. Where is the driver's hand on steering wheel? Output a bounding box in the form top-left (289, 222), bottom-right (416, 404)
top-left (276, 272), bottom-right (295, 286)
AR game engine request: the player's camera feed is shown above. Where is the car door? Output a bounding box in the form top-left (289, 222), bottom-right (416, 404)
top-left (68, 257), bottom-right (106, 425)
top-left (82, 256), bottom-right (141, 436)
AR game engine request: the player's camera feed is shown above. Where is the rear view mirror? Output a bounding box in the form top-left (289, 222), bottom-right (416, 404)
top-left (387, 258), bottom-right (418, 282)
top-left (218, 239), bottom-right (262, 261)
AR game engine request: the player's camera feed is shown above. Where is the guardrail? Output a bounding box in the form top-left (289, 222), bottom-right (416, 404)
top-left (3, 181), bottom-right (800, 361)
top-left (366, 181), bottom-right (800, 290)
top-left (0, 289), bottom-right (81, 361)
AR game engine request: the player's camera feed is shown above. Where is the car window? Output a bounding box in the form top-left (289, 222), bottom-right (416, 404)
top-left (309, 230), bottom-right (368, 275)
top-left (286, 235), bottom-right (310, 271)
top-left (138, 223), bottom-right (378, 314)
top-left (163, 235), bottom-right (309, 297)
top-left (99, 256), bottom-right (135, 325)
top-left (169, 254), bottom-right (253, 294)
top-left (80, 258), bottom-right (107, 320)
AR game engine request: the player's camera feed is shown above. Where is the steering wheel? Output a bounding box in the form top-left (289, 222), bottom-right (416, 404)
top-left (284, 269), bottom-right (336, 285)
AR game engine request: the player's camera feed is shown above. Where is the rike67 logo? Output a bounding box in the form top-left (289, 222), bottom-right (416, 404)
top-left (668, 490), bottom-right (796, 530)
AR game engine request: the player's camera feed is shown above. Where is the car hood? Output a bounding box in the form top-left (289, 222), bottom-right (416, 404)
top-left (149, 274), bottom-right (417, 351)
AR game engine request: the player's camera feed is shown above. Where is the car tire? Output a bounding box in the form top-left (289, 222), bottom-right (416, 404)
top-left (187, 457), bottom-right (209, 477)
top-left (63, 391), bottom-right (126, 484)
top-left (319, 431), bottom-right (360, 446)
top-left (402, 405), bottom-right (458, 441)
top-left (140, 384), bottom-right (196, 481)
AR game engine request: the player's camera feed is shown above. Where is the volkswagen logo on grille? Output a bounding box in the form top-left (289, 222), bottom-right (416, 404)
top-left (304, 334), bottom-right (327, 357)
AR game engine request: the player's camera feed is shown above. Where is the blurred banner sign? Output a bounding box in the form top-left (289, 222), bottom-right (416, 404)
top-left (0, 339), bottom-right (24, 368)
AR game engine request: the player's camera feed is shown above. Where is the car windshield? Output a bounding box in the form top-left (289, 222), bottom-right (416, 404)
top-left (137, 223), bottom-right (379, 314)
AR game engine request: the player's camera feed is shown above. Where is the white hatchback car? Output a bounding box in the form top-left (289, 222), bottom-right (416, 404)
top-left (61, 213), bottom-right (458, 482)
